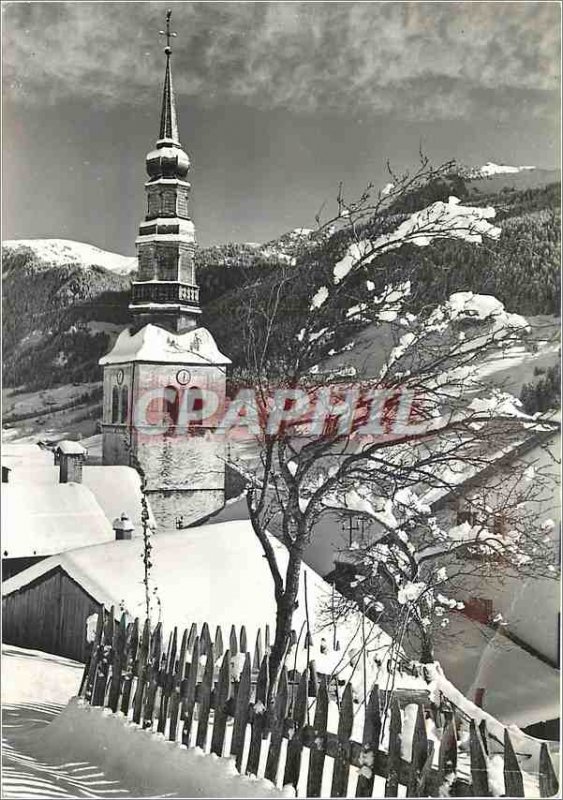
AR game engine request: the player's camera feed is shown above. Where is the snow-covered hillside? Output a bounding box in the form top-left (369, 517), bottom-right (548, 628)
top-left (478, 162), bottom-right (536, 177)
top-left (2, 239), bottom-right (137, 275)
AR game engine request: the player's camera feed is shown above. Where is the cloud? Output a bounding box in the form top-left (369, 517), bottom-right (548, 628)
top-left (2, 1), bottom-right (560, 121)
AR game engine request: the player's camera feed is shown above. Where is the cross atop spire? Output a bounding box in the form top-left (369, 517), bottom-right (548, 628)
top-left (159, 9), bottom-right (177, 54)
top-left (158, 9), bottom-right (179, 143)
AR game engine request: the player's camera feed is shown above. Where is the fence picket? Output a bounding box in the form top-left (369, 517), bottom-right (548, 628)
top-left (306, 677), bottom-right (329, 797)
top-left (181, 636), bottom-right (200, 747)
top-left (120, 618), bottom-right (139, 716)
top-left (283, 668), bottom-right (308, 789)
top-left (252, 629), bottom-right (263, 673)
top-left (168, 628), bottom-right (188, 742)
top-left (157, 627), bottom-right (177, 734)
top-left (265, 624), bottom-right (271, 653)
top-left (246, 654), bottom-right (269, 776)
top-left (108, 613), bottom-right (127, 713)
top-left (436, 715), bottom-right (457, 791)
top-left (503, 729), bottom-right (524, 797)
top-left (479, 718), bottom-right (489, 755)
top-left (240, 625), bottom-right (248, 653)
top-left (142, 622), bottom-right (162, 730)
top-left (331, 682), bottom-right (354, 797)
top-left (187, 622), bottom-right (197, 654)
top-left (92, 607), bottom-right (115, 707)
top-left (469, 720), bottom-right (490, 797)
top-left (211, 650), bottom-right (232, 757)
top-left (355, 683), bottom-right (381, 798)
top-left (539, 742), bottom-right (559, 798)
top-left (196, 643), bottom-right (215, 751)
top-left (132, 619), bottom-right (150, 724)
top-left (82, 611), bottom-right (104, 702)
top-left (229, 624), bottom-right (238, 656)
top-left (214, 626), bottom-right (224, 661)
top-left (384, 699), bottom-right (401, 797)
top-left (406, 705), bottom-right (429, 797)
top-left (231, 652), bottom-right (251, 771)
top-left (265, 667), bottom-right (289, 785)
top-left (200, 622), bottom-right (211, 657)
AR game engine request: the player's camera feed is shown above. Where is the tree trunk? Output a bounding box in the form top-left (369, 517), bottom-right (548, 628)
top-left (268, 538), bottom-right (305, 705)
top-left (420, 631), bottom-right (434, 664)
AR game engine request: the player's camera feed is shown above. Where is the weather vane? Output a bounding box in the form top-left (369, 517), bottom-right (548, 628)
top-left (159, 9), bottom-right (177, 54)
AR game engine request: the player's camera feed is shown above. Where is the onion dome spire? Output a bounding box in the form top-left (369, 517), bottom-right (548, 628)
top-left (159, 10), bottom-right (179, 143)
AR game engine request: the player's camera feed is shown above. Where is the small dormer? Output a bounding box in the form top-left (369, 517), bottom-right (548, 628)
top-left (54, 441), bottom-right (88, 484)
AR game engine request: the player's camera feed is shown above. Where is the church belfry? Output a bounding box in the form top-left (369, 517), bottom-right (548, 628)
top-left (130, 9), bottom-right (199, 334)
top-left (99, 10), bottom-right (230, 531)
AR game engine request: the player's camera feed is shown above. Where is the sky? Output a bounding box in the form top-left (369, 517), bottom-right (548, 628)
top-left (2, 1), bottom-right (560, 252)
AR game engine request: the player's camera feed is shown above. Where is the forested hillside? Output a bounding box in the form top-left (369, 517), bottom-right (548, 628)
top-left (2, 172), bottom-right (560, 390)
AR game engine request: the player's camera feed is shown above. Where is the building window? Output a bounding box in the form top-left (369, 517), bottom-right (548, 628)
top-left (463, 597), bottom-right (493, 625)
top-left (120, 387), bottom-right (129, 424)
top-left (111, 386), bottom-right (120, 423)
top-left (186, 386), bottom-right (204, 426)
top-left (164, 385), bottom-right (180, 428)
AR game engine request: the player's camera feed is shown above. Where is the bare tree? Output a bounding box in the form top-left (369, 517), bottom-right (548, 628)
top-left (226, 158), bottom-right (560, 702)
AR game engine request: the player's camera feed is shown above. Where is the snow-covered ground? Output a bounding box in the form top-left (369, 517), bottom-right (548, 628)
top-left (1, 645), bottom-right (143, 798)
top-left (2, 239), bottom-right (137, 275)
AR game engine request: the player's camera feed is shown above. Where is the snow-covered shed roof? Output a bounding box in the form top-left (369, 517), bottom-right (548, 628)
top-left (99, 324), bottom-right (231, 367)
top-left (1, 442), bottom-right (54, 470)
top-left (1, 483), bottom-right (115, 558)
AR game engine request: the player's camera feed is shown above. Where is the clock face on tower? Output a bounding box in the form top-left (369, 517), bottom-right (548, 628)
top-left (176, 368), bottom-right (191, 385)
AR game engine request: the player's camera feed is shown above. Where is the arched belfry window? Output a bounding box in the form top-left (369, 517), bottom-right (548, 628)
top-left (120, 387), bottom-right (129, 424)
top-left (111, 386), bottom-right (120, 424)
top-left (187, 386), bottom-right (204, 427)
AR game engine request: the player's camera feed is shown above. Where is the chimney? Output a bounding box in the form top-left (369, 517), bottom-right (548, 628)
top-left (56, 440), bottom-right (87, 483)
top-left (113, 512), bottom-right (134, 540)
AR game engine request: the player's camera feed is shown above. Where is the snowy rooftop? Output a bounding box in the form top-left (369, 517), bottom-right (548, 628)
top-left (1, 520), bottom-right (425, 690)
top-left (1, 483), bottom-right (115, 558)
top-left (99, 324), bottom-right (231, 367)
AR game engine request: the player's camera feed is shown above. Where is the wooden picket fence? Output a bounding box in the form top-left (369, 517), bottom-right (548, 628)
top-left (79, 608), bottom-right (559, 798)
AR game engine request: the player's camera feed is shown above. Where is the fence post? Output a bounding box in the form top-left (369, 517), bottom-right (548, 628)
top-left (211, 649), bottom-right (232, 757)
top-left (196, 643), bottom-right (215, 751)
top-left (406, 705), bottom-right (429, 797)
top-left (246, 654), bottom-right (269, 776)
top-left (253, 629), bottom-right (263, 673)
top-left (265, 666), bottom-right (289, 785)
top-left (168, 627), bottom-right (188, 742)
top-left (283, 668), bottom-right (308, 790)
top-left (231, 651), bottom-right (251, 772)
top-left (469, 720), bottom-right (491, 797)
top-left (384, 699), bottom-right (402, 797)
top-left (214, 626), bottom-right (224, 661)
top-left (181, 635), bottom-right (200, 748)
top-left (239, 625), bottom-right (248, 653)
top-left (331, 682), bottom-right (354, 798)
top-left (539, 742), bottom-right (559, 798)
top-left (436, 715), bottom-right (457, 793)
top-left (157, 627), bottom-right (177, 734)
top-left (356, 683), bottom-right (381, 798)
top-left (229, 624), bottom-right (238, 656)
top-left (82, 610), bottom-right (104, 703)
top-left (306, 676), bottom-right (329, 798)
top-left (503, 729), bottom-right (525, 797)
top-left (120, 618), bottom-right (139, 716)
top-left (132, 618), bottom-right (150, 725)
top-left (142, 622), bottom-right (162, 730)
top-left (108, 612), bottom-right (127, 713)
top-left (92, 606), bottom-right (115, 707)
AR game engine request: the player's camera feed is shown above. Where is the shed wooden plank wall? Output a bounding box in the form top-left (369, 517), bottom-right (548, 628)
top-left (2, 567), bottom-right (102, 663)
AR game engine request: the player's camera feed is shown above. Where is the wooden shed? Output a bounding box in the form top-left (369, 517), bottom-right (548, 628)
top-left (2, 565), bottom-right (103, 663)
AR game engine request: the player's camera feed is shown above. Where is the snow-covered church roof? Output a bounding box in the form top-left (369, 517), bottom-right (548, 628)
top-left (99, 324), bottom-right (231, 367)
